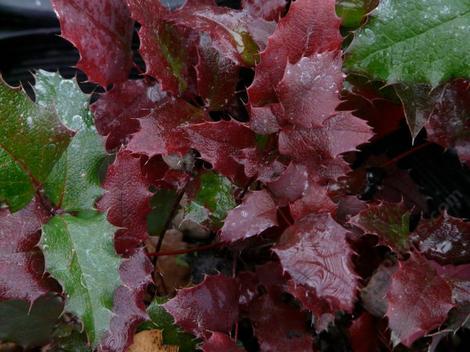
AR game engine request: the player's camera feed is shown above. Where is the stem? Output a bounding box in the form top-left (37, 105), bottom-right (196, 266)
top-left (381, 141), bottom-right (432, 168)
top-left (148, 241), bottom-right (225, 257)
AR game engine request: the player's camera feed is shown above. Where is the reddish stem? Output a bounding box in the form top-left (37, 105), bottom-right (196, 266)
top-left (381, 141), bottom-right (432, 168)
top-left (148, 241), bottom-right (225, 257)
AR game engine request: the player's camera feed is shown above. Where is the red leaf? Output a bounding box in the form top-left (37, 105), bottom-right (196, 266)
top-left (128, 99), bottom-right (208, 159)
top-left (289, 178), bottom-right (336, 221)
top-left (237, 147), bottom-right (285, 183)
top-left (276, 52), bottom-right (344, 128)
top-left (412, 213), bottom-right (470, 265)
top-left (200, 332), bottom-right (244, 352)
top-left (348, 313), bottom-right (381, 352)
top-left (162, 274), bottom-right (239, 338)
top-left (0, 199), bottom-right (56, 303)
top-left (127, 0), bottom-right (274, 95)
top-left (248, 293), bottom-right (314, 351)
top-left (386, 254), bottom-right (454, 347)
top-left (267, 162), bottom-right (308, 206)
top-left (248, 0), bottom-right (341, 106)
top-left (220, 190), bottom-right (278, 242)
top-left (99, 249), bottom-right (153, 352)
top-left (51, 0), bottom-right (133, 87)
top-left (248, 104), bottom-right (283, 135)
top-left (91, 80), bottom-right (166, 151)
top-left (431, 263), bottom-right (470, 306)
top-left (274, 214), bottom-right (358, 312)
top-left (426, 80), bottom-right (470, 166)
top-left (97, 151), bottom-right (152, 255)
top-left (242, 0), bottom-right (287, 21)
top-left (183, 120), bottom-right (256, 182)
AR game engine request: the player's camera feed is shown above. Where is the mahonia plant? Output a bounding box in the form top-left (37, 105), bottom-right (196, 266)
top-left (0, 0), bottom-right (469, 351)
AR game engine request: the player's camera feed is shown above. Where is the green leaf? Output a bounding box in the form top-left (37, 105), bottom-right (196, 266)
top-left (0, 81), bottom-right (72, 211)
top-left (34, 70), bottom-right (93, 131)
top-left (36, 71), bottom-right (107, 211)
top-left (49, 320), bottom-right (89, 352)
top-left (147, 189), bottom-right (179, 236)
top-left (345, 0), bottom-right (470, 86)
top-left (188, 171), bottom-right (236, 226)
top-left (141, 297), bottom-right (198, 352)
top-left (0, 294), bottom-right (63, 349)
top-left (336, 0), bottom-right (376, 29)
top-left (44, 129), bottom-right (106, 211)
top-left (41, 212), bottom-right (121, 346)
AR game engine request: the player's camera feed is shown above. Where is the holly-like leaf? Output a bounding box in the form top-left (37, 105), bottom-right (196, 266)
top-left (162, 274), bottom-right (239, 338)
top-left (348, 312), bottom-right (381, 352)
top-left (183, 120), bottom-right (256, 182)
top-left (91, 80), bottom-right (166, 151)
top-left (345, 0), bottom-right (470, 87)
top-left (242, 0), bottom-right (287, 21)
top-left (127, 0), bottom-right (274, 95)
top-left (41, 212), bottom-right (122, 347)
top-left (185, 171), bottom-right (237, 228)
top-left (44, 129), bottom-right (106, 212)
top-left (0, 199), bottom-right (55, 303)
top-left (97, 151), bottom-right (153, 255)
top-left (51, 0), bottom-right (134, 87)
top-left (145, 297), bottom-right (198, 352)
top-left (386, 254), bottom-right (454, 347)
top-left (0, 294), bottom-right (63, 349)
top-left (412, 213), bottom-right (470, 265)
top-left (99, 249), bottom-right (153, 352)
top-left (200, 332), bottom-right (244, 352)
top-left (336, 0), bottom-right (378, 28)
top-left (248, 292), bottom-right (314, 351)
top-left (220, 190), bottom-right (278, 242)
top-left (350, 201), bottom-right (412, 252)
top-left (274, 214), bottom-right (358, 312)
top-left (0, 81), bottom-right (72, 212)
top-left (248, 0), bottom-right (342, 106)
top-left (361, 261), bottom-right (397, 317)
top-left (128, 99), bottom-right (208, 159)
top-left (425, 80), bottom-right (470, 166)
top-left (34, 70), bottom-right (92, 131)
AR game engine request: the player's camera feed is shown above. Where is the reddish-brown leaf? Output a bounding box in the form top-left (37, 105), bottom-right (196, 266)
top-left (248, 292), bottom-right (314, 352)
top-left (248, 0), bottom-right (341, 106)
top-left (412, 213), bottom-right (470, 265)
top-left (99, 249), bottom-right (153, 352)
top-left (0, 199), bottom-right (55, 303)
top-left (183, 120), bottom-right (256, 182)
top-left (386, 254), bottom-right (454, 347)
top-left (274, 214), bottom-right (358, 312)
top-left (162, 275), bottom-right (239, 339)
top-left (242, 0), bottom-right (287, 21)
top-left (127, 99), bottom-right (208, 159)
top-left (51, 0), bottom-right (134, 87)
top-left (348, 313), bottom-right (381, 352)
top-left (426, 80), bottom-right (470, 166)
top-left (91, 80), bottom-right (166, 151)
top-left (220, 190), bottom-right (278, 242)
top-left (97, 151), bottom-right (152, 255)
top-left (200, 332), bottom-right (244, 352)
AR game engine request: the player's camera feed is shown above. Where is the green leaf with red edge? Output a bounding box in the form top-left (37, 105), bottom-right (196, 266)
top-left (51, 0), bottom-right (134, 87)
top-left (0, 81), bottom-right (72, 212)
top-left (350, 201), bottom-right (412, 252)
top-left (41, 212), bottom-right (122, 347)
top-left (274, 214), bottom-right (359, 313)
top-left (386, 254), bottom-right (454, 347)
